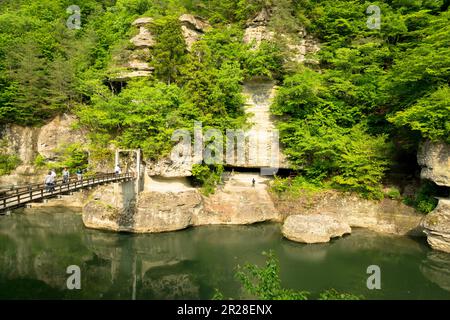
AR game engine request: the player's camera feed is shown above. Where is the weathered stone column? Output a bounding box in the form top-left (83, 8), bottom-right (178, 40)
top-left (419, 141), bottom-right (450, 253)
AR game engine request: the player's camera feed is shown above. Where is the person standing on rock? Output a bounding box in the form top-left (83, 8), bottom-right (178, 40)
top-left (252, 178), bottom-right (256, 187)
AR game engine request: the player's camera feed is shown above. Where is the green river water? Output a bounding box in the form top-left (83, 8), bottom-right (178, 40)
top-left (0, 207), bottom-right (449, 300)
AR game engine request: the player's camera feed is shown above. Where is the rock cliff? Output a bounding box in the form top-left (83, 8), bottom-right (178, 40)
top-left (418, 140), bottom-right (450, 253)
top-left (243, 9), bottom-right (320, 63)
top-left (273, 190), bottom-right (424, 236)
top-left (0, 114), bottom-right (86, 185)
top-left (418, 141), bottom-right (450, 187)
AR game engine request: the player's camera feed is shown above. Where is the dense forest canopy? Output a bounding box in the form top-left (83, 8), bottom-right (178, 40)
top-left (0, 0), bottom-right (448, 200)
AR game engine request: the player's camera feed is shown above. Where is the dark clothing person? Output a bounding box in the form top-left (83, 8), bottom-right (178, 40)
top-left (76, 169), bottom-right (83, 181)
top-left (252, 178), bottom-right (256, 187)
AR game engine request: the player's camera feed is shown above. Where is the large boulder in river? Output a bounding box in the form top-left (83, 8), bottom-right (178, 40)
top-left (282, 214), bottom-right (351, 244)
top-left (422, 199), bottom-right (450, 253)
top-left (417, 140), bottom-right (450, 187)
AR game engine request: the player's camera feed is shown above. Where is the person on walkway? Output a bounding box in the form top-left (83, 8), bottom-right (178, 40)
top-left (252, 178), bottom-right (256, 187)
top-left (62, 168), bottom-right (70, 184)
top-left (50, 169), bottom-right (57, 179)
top-left (114, 165), bottom-right (121, 175)
top-left (44, 171), bottom-right (55, 192)
top-left (76, 168), bottom-right (83, 181)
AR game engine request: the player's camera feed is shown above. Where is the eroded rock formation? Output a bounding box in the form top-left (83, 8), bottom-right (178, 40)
top-left (0, 114), bottom-right (86, 184)
top-left (418, 141), bottom-right (450, 187)
top-left (196, 173), bottom-right (280, 225)
top-left (273, 190), bottom-right (424, 236)
top-left (243, 9), bottom-right (320, 63)
top-left (282, 214), bottom-right (351, 243)
top-left (417, 140), bottom-right (450, 253)
top-left (243, 9), bottom-right (274, 49)
top-left (422, 199), bottom-right (450, 253)
top-left (82, 172), bottom-right (279, 232)
top-left (179, 14), bottom-right (211, 51)
top-left (112, 17), bottom-right (154, 80)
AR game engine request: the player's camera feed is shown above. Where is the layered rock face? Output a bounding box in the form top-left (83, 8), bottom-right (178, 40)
top-left (113, 17), bottom-right (155, 80)
top-left (179, 14), bottom-right (211, 51)
top-left (234, 80), bottom-right (289, 169)
top-left (273, 190), bottom-right (424, 236)
top-left (82, 173), bottom-right (279, 232)
top-left (282, 214), bottom-right (351, 243)
top-left (0, 114), bottom-right (86, 184)
top-left (418, 141), bottom-right (450, 187)
top-left (134, 190), bottom-right (202, 232)
top-left (243, 9), bottom-right (274, 48)
top-left (195, 173), bottom-right (280, 225)
top-left (422, 199), bottom-right (450, 253)
top-left (82, 181), bottom-right (137, 232)
top-left (418, 140), bottom-right (450, 253)
top-left (111, 15), bottom-right (210, 80)
top-left (243, 9), bottom-right (320, 63)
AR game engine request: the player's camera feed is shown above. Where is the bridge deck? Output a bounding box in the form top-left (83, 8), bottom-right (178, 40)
top-left (0, 173), bottom-right (135, 213)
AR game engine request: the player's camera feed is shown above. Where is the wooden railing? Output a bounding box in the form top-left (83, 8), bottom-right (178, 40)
top-left (0, 173), bottom-right (135, 213)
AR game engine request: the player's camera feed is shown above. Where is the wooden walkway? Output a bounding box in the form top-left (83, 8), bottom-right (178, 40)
top-left (0, 173), bottom-right (135, 213)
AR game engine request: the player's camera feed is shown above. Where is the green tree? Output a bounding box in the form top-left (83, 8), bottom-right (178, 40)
top-left (152, 17), bottom-right (187, 84)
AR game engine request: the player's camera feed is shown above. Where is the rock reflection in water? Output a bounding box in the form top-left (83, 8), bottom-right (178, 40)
top-left (1, 208), bottom-right (450, 299)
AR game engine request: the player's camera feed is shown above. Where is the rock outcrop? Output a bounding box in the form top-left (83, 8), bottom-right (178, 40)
top-left (418, 140), bottom-right (450, 187)
top-left (133, 190), bottom-right (202, 232)
top-left (131, 17), bottom-right (155, 48)
top-left (179, 14), bottom-right (211, 51)
top-left (417, 140), bottom-right (450, 253)
top-left (37, 114), bottom-right (87, 160)
top-left (243, 9), bottom-right (319, 63)
top-left (282, 214), bottom-right (351, 243)
top-left (146, 157), bottom-right (194, 178)
top-left (243, 9), bottom-right (274, 49)
top-left (422, 199), bottom-right (450, 253)
top-left (195, 173), bottom-right (280, 225)
top-left (82, 172), bottom-right (279, 232)
top-left (82, 181), bottom-right (137, 232)
top-left (112, 17), bottom-right (154, 80)
top-left (0, 114), bottom-right (86, 184)
top-left (273, 190), bottom-right (424, 236)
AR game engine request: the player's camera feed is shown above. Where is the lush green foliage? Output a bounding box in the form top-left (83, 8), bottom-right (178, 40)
top-left (403, 181), bottom-right (439, 214)
top-left (0, 154), bottom-right (21, 176)
top-left (0, 0), bottom-right (447, 202)
top-left (191, 164), bottom-right (224, 195)
top-left (269, 0), bottom-right (449, 198)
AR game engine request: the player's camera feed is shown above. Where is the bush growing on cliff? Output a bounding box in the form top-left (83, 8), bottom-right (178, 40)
top-left (0, 154), bottom-right (21, 176)
top-left (403, 181), bottom-right (439, 214)
top-left (192, 164), bottom-right (224, 195)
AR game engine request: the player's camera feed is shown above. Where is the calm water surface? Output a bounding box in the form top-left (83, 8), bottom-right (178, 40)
top-left (0, 207), bottom-right (449, 299)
